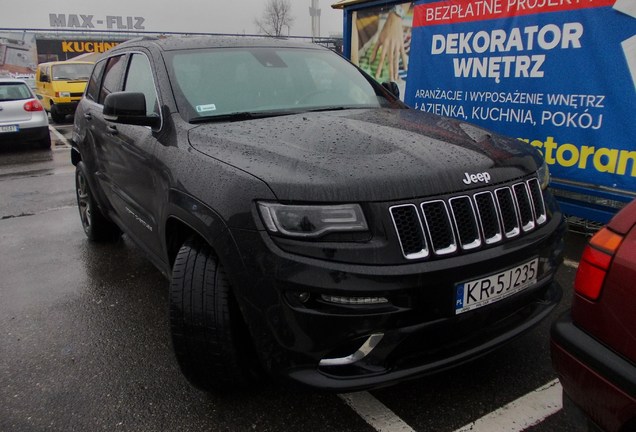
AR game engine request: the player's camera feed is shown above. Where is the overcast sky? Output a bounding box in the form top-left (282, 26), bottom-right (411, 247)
top-left (1, 0), bottom-right (346, 37)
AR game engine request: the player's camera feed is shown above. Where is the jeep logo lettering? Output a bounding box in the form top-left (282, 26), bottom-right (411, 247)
top-left (462, 172), bottom-right (491, 185)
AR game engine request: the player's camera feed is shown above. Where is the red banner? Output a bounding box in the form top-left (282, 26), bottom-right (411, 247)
top-left (414, 0), bottom-right (617, 27)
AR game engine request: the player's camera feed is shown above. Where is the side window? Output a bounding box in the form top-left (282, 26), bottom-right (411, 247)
top-left (123, 54), bottom-right (159, 117)
top-left (98, 55), bottom-right (126, 104)
top-left (85, 60), bottom-right (106, 102)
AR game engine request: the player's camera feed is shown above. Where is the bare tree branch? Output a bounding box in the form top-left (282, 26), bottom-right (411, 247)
top-left (254, 0), bottom-right (295, 37)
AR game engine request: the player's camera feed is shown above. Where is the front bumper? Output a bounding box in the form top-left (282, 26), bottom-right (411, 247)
top-left (289, 281), bottom-right (561, 391)
top-left (223, 213), bottom-right (566, 391)
top-left (551, 313), bottom-right (636, 432)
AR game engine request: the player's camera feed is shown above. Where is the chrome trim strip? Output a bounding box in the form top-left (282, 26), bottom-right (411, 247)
top-left (319, 333), bottom-right (384, 367)
top-left (389, 204), bottom-right (429, 260)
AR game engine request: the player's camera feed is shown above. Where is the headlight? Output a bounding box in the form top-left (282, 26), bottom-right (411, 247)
top-left (57, 91), bottom-right (71, 98)
top-left (258, 203), bottom-right (368, 238)
top-left (537, 160), bottom-right (550, 190)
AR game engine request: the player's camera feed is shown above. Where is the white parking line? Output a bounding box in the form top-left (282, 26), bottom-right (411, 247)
top-left (49, 125), bottom-right (71, 148)
top-left (453, 380), bottom-right (563, 432)
top-left (340, 380), bottom-right (563, 432)
top-left (339, 392), bottom-right (416, 432)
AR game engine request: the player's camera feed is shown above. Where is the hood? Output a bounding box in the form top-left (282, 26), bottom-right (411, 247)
top-left (188, 108), bottom-right (542, 202)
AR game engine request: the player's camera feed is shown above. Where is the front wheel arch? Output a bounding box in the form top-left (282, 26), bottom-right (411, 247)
top-left (163, 190), bottom-right (231, 268)
top-left (165, 216), bottom-right (201, 268)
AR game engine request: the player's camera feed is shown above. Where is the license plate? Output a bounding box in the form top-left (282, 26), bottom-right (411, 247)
top-left (455, 258), bottom-right (539, 315)
top-left (0, 125), bottom-right (19, 133)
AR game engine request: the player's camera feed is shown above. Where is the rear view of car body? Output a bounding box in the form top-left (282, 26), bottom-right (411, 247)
top-left (0, 78), bottom-right (50, 149)
top-left (552, 199), bottom-right (636, 431)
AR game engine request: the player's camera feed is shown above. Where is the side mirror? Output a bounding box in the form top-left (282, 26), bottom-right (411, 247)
top-left (382, 81), bottom-right (400, 99)
top-left (103, 92), bottom-right (160, 128)
top-left (40, 74), bottom-right (50, 83)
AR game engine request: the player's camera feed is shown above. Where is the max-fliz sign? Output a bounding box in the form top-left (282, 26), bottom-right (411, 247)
top-left (49, 14), bottom-right (146, 31)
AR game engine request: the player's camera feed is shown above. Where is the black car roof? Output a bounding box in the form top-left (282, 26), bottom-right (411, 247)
top-left (112, 35), bottom-right (325, 52)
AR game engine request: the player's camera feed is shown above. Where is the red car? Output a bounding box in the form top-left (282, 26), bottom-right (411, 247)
top-left (552, 199), bottom-right (636, 431)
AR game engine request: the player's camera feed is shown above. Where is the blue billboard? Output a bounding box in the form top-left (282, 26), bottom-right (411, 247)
top-left (402, 0), bottom-right (636, 211)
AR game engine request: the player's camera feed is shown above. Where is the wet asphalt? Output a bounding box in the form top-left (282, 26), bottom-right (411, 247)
top-left (0, 125), bottom-right (588, 432)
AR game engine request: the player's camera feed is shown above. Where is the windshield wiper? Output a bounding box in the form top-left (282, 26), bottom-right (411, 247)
top-left (304, 106), bottom-right (355, 113)
top-left (190, 110), bottom-right (294, 124)
top-left (190, 112), bottom-right (254, 124)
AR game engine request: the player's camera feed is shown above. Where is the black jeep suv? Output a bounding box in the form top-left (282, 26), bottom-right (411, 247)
top-left (72, 36), bottom-right (565, 391)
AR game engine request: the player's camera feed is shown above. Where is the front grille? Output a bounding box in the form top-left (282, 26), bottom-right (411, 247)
top-left (392, 177), bottom-right (548, 260)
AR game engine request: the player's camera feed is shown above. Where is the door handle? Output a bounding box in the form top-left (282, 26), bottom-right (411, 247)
top-left (107, 125), bottom-right (118, 135)
top-left (83, 113), bottom-right (92, 120)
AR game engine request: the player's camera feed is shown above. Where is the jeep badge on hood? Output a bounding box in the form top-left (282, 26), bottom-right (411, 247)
top-left (463, 171), bottom-right (492, 185)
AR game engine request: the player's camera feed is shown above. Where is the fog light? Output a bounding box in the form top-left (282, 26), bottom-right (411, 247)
top-left (321, 295), bottom-right (388, 305)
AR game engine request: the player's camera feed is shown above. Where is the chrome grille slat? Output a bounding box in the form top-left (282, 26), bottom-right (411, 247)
top-left (495, 187), bottom-right (521, 238)
top-left (421, 200), bottom-right (457, 255)
top-left (474, 191), bottom-right (503, 244)
top-left (513, 182), bottom-right (535, 232)
top-left (527, 178), bottom-right (547, 225)
top-left (449, 196), bottom-right (481, 250)
top-left (389, 177), bottom-right (550, 261)
top-left (390, 204), bottom-right (429, 260)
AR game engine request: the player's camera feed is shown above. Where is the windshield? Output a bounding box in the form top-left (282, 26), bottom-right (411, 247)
top-left (52, 64), bottom-right (93, 81)
top-left (165, 47), bottom-right (399, 122)
top-left (0, 83), bottom-right (32, 101)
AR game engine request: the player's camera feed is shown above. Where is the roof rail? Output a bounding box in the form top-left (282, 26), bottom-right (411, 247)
top-left (115, 35), bottom-right (159, 46)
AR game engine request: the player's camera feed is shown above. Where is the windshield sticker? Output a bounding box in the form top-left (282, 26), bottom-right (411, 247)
top-left (196, 104), bottom-right (217, 113)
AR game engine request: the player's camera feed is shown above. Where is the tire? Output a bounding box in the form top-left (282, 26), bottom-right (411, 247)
top-left (75, 161), bottom-right (121, 241)
top-left (170, 238), bottom-right (258, 391)
top-left (50, 104), bottom-right (65, 123)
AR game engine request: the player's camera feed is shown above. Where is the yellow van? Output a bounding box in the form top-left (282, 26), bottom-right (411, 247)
top-left (36, 61), bottom-right (94, 123)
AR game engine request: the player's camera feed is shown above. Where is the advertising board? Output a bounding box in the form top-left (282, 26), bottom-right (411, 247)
top-left (35, 39), bottom-right (121, 63)
top-left (344, 0), bottom-right (636, 221)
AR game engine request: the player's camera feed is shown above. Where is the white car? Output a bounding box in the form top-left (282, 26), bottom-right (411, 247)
top-left (0, 78), bottom-right (50, 149)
